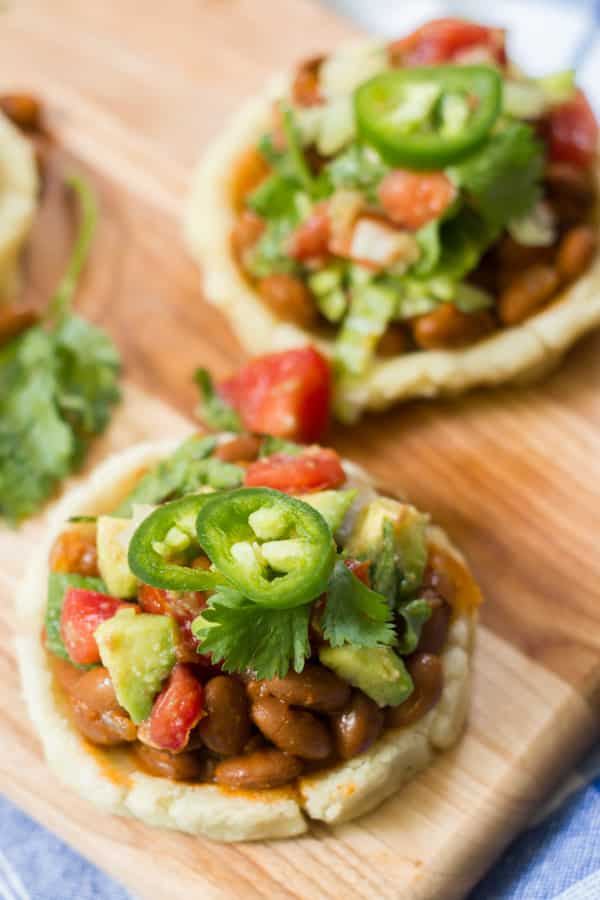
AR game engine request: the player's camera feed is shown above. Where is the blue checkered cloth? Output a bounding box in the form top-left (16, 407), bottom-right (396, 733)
top-left (1, 747), bottom-right (599, 899)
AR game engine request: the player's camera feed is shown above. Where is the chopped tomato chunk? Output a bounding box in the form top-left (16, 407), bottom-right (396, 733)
top-left (50, 530), bottom-right (99, 577)
top-left (389, 18), bottom-right (506, 66)
top-left (149, 663), bottom-right (205, 752)
top-left (547, 89), bottom-right (599, 169)
top-left (344, 558), bottom-right (371, 586)
top-left (244, 447), bottom-right (345, 493)
top-left (138, 584), bottom-right (216, 667)
top-left (60, 589), bottom-right (135, 666)
top-left (292, 55), bottom-right (325, 107)
top-left (287, 205), bottom-right (331, 261)
top-left (378, 171), bottom-right (456, 231)
top-left (219, 347), bottom-right (331, 443)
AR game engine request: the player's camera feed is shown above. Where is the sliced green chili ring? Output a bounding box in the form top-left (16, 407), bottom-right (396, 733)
top-left (128, 495), bottom-right (226, 592)
top-left (196, 487), bottom-right (336, 609)
top-left (354, 65), bottom-right (502, 169)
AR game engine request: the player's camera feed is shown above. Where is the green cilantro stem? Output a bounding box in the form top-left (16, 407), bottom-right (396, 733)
top-left (281, 105), bottom-right (314, 192)
top-left (47, 173), bottom-right (98, 324)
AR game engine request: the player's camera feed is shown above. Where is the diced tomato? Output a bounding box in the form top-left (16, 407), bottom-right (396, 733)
top-left (547, 89), bottom-right (599, 169)
top-left (292, 55), bottom-right (325, 107)
top-left (149, 663), bottom-right (205, 752)
top-left (378, 171), bottom-right (456, 231)
top-left (219, 347), bottom-right (331, 444)
top-left (138, 584), bottom-right (217, 668)
top-left (287, 205), bottom-right (331, 261)
top-left (389, 18), bottom-right (506, 66)
top-left (244, 447), bottom-right (345, 493)
top-left (60, 589), bottom-right (135, 666)
top-left (344, 558), bottom-right (371, 586)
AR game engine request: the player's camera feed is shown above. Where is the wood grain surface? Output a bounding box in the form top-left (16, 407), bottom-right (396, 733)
top-left (1, 1), bottom-right (600, 898)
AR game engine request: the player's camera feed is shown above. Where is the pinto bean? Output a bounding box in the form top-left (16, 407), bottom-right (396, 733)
top-left (412, 304), bottom-right (495, 349)
top-left (48, 653), bottom-right (83, 694)
top-left (251, 697), bottom-right (332, 760)
top-left (385, 654), bottom-right (443, 729)
top-left (134, 743), bottom-right (211, 781)
top-left (50, 529), bottom-right (99, 577)
top-left (0, 93), bottom-right (42, 131)
top-left (421, 560), bottom-right (457, 607)
top-left (330, 691), bottom-right (383, 760)
top-left (214, 434), bottom-right (262, 463)
top-left (215, 748), bottom-right (303, 790)
top-left (258, 664), bottom-right (351, 713)
top-left (197, 676), bottom-right (252, 755)
top-left (231, 209), bottom-right (265, 261)
top-left (544, 162), bottom-right (594, 225)
top-left (498, 264), bottom-right (560, 326)
top-left (0, 303), bottom-right (38, 345)
top-left (417, 595), bottom-right (452, 655)
top-left (292, 55), bottom-right (325, 107)
top-left (377, 324), bottom-right (410, 357)
top-left (556, 225), bottom-right (596, 283)
top-left (258, 273), bottom-right (317, 328)
top-left (70, 668), bottom-right (137, 746)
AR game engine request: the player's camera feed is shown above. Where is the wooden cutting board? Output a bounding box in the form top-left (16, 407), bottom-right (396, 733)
top-left (1, 2), bottom-right (600, 898)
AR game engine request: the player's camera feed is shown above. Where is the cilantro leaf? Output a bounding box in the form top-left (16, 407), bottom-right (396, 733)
top-left (0, 174), bottom-right (121, 525)
top-left (325, 142), bottom-right (389, 201)
top-left (321, 560), bottom-right (396, 648)
top-left (450, 121), bottom-right (545, 232)
top-left (194, 368), bottom-right (242, 433)
top-left (113, 433), bottom-right (225, 515)
top-left (0, 330), bottom-right (73, 522)
top-left (247, 173), bottom-right (300, 220)
top-left (53, 314), bottom-right (121, 463)
top-left (192, 590), bottom-right (312, 680)
top-left (396, 598), bottom-right (432, 655)
top-left (259, 435), bottom-right (303, 458)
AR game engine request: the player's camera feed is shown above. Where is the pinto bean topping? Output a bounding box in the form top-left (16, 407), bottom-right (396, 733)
top-left (215, 748), bottom-right (303, 790)
top-left (258, 273), bottom-right (318, 328)
top-left (331, 691), bottom-right (384, 760)
top-left (498, 264), bottom-right (560, 326)
top-left (0, 93), bottom-right (42, 131)
top-left (418, 593), bottom-right (452, 655)
top-left (214, 434), bottom-right (262, 463)
top-left (134, 743), bottom-right (211, 782)
top-left (197, 676), bottom-right (252, 756)
top-left (69, 668), bottom-right (137, 746)
top-left (252, 664), bottom-right (351, 713)
top-left (412, 304), bottom-right (495, 349)
top-left (556, 225), bottom-right (596, 283)
top-left (386, 654), bottom-right (444, 729)
top-left (251, 696), bottom-right (332, 760)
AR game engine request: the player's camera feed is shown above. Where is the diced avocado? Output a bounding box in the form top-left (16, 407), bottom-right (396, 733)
top-left (97, 516), bottom-right (138, 597)
top-left (45, 572), bottom-right (106, 663)
top-left (95, 608), bottom-right (178, 724)
top-left (298, 489), bottom-right (357, 534)
top-left (345, 497), bottom-right (428, 594)
top-left (319, 645), bottom-right (413, 707)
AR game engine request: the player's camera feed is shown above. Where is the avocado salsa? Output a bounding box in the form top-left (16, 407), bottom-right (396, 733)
top-left (231, 19), bottom-right (598, 389)
top-left (44, 433), bottom-right (480, 790)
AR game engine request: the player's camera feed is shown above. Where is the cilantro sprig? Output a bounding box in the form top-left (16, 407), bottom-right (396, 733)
top-left (321, 560), bottom-right (396, 648)
top-left (0, 174), bottom-right (121, 524)
top-left (192, 588), bottom-right (312, 680)
top-left (194, 368), bottom-right (242, 433)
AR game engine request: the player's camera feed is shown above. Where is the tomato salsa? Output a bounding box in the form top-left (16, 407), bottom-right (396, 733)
top-left (231, 18), bottom-right (598, 379)
top-left (44, 433), bottom-right (481, 790)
